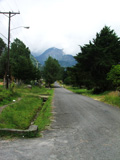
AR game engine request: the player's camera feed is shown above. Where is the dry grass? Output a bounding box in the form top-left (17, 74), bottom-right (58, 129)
top-left (108, 91), bottom-right (120, 97)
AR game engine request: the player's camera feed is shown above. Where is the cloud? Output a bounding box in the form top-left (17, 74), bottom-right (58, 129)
top-left (0, 0), bottom-right (120, 55)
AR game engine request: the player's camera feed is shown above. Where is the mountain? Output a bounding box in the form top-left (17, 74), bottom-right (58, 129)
top-left (30, 54), bottom-right (42, 69)
top-left (35, 47), bottom-right (77, 67)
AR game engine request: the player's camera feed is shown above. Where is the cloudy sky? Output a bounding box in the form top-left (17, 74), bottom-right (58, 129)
top-left (0, 0), bottom-right (120, 56)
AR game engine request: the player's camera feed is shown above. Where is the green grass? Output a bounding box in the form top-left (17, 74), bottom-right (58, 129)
top-left (16, 85), bottom-right (53, 96)
top-left (63, 84), bottom-right (120, 107)
top-left (35, 91), bottom-right (54, 131)
top-left (0, 85), bottom-right (54, 137)
top-left (0, 95), bottom-right (43, 129)
top-left (0, 86), bottom-right (20, 106)
top-left (65, 86), bottom-right (92, 95)
top-left (103, 92), bottom-right (120, 107)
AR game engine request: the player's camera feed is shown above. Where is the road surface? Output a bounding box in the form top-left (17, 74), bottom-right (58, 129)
top-left (0, 82), bottom-right (120, 160)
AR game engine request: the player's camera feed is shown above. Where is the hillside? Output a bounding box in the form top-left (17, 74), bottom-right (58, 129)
top-left (30, 54), bottom-right (42, 69)
top-left (35, 47), bottom-right (77, 67)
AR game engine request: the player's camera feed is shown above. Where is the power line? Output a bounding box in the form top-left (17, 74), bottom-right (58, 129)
top-left (0, 1), bottom-right (31, 48)
top-left (0, 33), bottom-right (8, 40)
top-left (4, 0), bottom-right (14, 11)
top-left (13, 0), bottom-right (20, 11)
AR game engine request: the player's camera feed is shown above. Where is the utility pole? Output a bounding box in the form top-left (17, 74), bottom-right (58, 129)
top-left (0, 11), bottom-right (20, 89)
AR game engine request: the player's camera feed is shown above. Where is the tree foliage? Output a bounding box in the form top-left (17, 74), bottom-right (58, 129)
top-left (9, 38), bottom-right (41, 82)
top-left (66, 26), bottom-right (120, 92)
top-left (107, 65), bottom-right (120, 89)
top-left (43, 56), bottom-right (62, 86)
top-left (0, 38), bottom-right (7, 78)
top-left (0, 37), bottom-right (6, 56)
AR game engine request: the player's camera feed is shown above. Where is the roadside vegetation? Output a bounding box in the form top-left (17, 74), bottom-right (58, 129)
top-left (34, 95), bottom-right (53, 131)
top-left (60, 26), bottom-right (120, 108)
top-left (62, 84), bottom-right (120, 108)
top-left (0, 85), bottom-right (20, 106)
top-left (0, 25), bottom-right (120, 137)
top-left (0, 37), bottom-right (59, 138)
top-left (0, 84), bottom-right (54, 137)
top-left (62, 26), bottom-right (120, 94)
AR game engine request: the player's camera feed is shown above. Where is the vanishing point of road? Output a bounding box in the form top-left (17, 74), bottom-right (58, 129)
top-left (0, 82), bottom-right (120, 160)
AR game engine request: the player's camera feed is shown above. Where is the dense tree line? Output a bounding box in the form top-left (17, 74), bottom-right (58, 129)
top-left (0, 38), bottom-right (41, 84)
top-left (64, 26), bottom-right (120, 93)
top-left (0, 37), bottom-right (64, 87)
top-left (0, 37), bottom-right (63, 86)
top-left (1, 26), bottom-right (120, 90)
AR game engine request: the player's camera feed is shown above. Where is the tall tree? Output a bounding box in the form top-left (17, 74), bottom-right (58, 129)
top-left (10, 38), bottom-right (40, 82)
top-left (74, 26), bottom-right (120, 92)
top-left (43, 56), bottom-right (61, 86)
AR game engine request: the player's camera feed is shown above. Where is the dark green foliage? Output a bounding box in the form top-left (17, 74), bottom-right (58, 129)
top-left (0, 38), bottom-right (7, 78)
top-left (63, 67), bottom-right (76, 85)
top-left (10, 38), bottom-right (41, 82)
top-left (0, 38), bottom-right (41, 82)
top-left (43, 56), bottom-right (62, 86)
top-left (0, 51), bottom-right (7, 79)
top-left (69, 26), bottom-right (120, 92)
top-left (0, 37), bottom-right (6, 56)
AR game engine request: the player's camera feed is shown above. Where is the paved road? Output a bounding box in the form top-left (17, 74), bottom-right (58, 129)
top-left (0, 83), bottom-right (120, 160)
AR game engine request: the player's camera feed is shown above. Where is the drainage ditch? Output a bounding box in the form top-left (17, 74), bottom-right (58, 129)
top-left (0, 95), bottom-right (49, 137)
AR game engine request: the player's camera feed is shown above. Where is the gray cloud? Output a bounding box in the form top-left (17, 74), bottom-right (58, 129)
top-left (0, 0), bottom-right (120, 55)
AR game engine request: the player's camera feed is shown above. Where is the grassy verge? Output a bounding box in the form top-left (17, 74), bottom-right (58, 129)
top-left (0, 85), bottom-right (54, 137)
top-left (0, 85), bottom-right (20, 106)
top-left (35, 89), bottom-right (54, 131)
top-left (103, 91), bottom-right (120, 107)
top-left (63, 84), bottom-right (120, 107)
top-left (0, 96), bottom-right (43, 129)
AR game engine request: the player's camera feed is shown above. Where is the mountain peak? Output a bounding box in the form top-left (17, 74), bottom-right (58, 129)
top-left (43, 47), bottom-right (64, 55)
top-left (35, 47), bottom-right (76, 67)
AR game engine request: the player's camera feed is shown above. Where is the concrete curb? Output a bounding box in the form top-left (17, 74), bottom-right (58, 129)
top-left (0, 125), bottom-right (38, 137)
